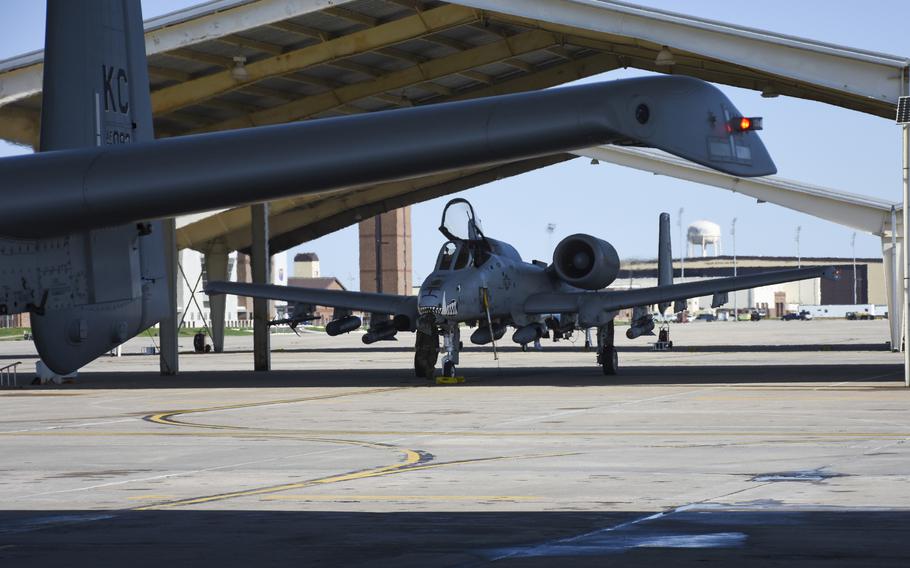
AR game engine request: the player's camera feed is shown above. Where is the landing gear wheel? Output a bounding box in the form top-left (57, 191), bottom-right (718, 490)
top-left (414, 330), bottom-right (439, 380)
top-left (440, 325), bottom-right (460, 379)
top-left (415, 357), bottom-right (435, 380)
top-left (597, 321), bottom-right (617, 376)
top-left (601, 348), bottom-right (618, 375)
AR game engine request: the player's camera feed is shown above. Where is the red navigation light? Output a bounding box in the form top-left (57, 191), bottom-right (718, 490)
top-left (728, 116), bottom-right (763, 132)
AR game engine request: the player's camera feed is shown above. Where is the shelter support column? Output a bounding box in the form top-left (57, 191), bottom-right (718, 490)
top-left (903, 124), bottom-right (909, 387)
top-left (881, 228), bottom-right (902, 352)
top-left (204, 242), bottom-right (229, 354)
top-left (159, 218), bottom-right (179, 375)
top-left (251, 203), bottom-right (271, 371)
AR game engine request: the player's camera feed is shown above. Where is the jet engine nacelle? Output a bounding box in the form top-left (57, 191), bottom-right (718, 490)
top-left (552, 234), bottom-right (620, 290)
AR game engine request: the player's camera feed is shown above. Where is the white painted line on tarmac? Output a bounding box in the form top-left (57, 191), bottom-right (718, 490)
top-left (14, 443), bottom-right (372, 500)
top-left (495, 387), bottom-right (719, 427)
top-left (1, 417), bottom-right (137, 434)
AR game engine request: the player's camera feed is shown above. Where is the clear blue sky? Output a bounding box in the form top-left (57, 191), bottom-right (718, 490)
top-left (1, 1), bottom-right (906, 290)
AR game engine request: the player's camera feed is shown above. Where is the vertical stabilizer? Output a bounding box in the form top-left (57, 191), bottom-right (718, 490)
top-left (657, 212), bottom-right (673, 313)
top-left (40, 0), bottom-right (153, 150)
top-left (31, 0), bottom-right (170, 374)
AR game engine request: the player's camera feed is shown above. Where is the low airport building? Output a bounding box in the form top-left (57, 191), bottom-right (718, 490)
top-left (616, 255), bottom-right (885, 318)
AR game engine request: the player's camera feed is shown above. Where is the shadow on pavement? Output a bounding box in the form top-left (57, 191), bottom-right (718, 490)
top-left (21, 363), bottom-right (903, 390)
top-left (0, 342), bottom-right (888, 363)
top-left (0, 508), bottom-right (907, 567)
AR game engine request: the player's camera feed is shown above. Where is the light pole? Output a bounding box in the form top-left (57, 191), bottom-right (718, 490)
top-left (732, 217), bottom-right (737, 322)
top-left (851, 232), bottom-right (857, 305)
top-left (678, 207), bottom-right (685, 279)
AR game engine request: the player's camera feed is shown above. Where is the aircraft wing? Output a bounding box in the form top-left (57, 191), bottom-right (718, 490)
top-left (205, 281), bottom-right (418, 318)
top-left (524, 267), bottom-right (834, 315)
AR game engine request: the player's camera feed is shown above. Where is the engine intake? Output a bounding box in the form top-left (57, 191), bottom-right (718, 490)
top-left (552, 234), bottom-right (620, 290)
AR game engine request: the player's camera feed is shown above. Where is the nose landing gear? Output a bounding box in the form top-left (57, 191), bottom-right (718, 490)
top-left (414, 320), bottom-right (461, 380)
top-left (440, 325), bottom-right (461, 378)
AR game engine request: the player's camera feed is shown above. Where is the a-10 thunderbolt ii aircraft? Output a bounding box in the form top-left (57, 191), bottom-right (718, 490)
top-left (206, 199), bottom-right (832, 378)
top-left (0, 0), bottom-right (780, 375)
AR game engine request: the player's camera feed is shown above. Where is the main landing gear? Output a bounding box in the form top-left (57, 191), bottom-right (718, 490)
top-left (414, 329), bottom-right (438, 380)
top-left (597, 320), bottom-right (618, 375)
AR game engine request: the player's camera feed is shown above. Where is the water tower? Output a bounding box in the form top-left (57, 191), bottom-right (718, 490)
top-left (687, 220), bottom-right (722, 257)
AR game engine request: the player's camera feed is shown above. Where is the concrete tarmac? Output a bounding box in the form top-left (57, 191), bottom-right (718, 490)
top-left (0, 320), bottom-right (907, 566)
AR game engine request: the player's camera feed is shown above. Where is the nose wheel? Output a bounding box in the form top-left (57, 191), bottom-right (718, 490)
top-left (440, 325), bottom-right (461, 378)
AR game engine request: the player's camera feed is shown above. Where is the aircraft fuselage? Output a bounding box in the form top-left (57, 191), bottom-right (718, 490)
top-left (417, 237), bottom-right (573, 328)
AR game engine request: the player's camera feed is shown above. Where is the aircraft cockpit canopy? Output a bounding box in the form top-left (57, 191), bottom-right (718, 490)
top-left (439, 198), bottom-right (484, 242)
top-left (435, 240), bottom-right (473, 271)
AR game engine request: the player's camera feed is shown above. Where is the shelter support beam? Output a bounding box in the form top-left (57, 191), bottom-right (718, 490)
top-left (579, 146), bottom-right (896, 236)
top-left (0, 107), bottom-right (38, 148)
top-left (0, 0), bottom-right (342, 108)
top-left (462, 0), bottom-right (907, 118)
top-left (192, 28), bottom-right (558, 133)
top-left (152, 4), bottom-right (479, 115)
top-left (251, 203), bottom-right (271, 371)
top-left (204, 242), bottom-right (229, 353)
top-left (159, 218), bottom-right (179, 375)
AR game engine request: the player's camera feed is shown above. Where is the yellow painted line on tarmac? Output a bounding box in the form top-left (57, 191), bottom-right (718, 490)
top-left (125, 495), bottom-right (177, 501)
top-left (134, 451), bottom-right (570, 511)
top-left (260, 494), bottom-right (537, 502)
top-left (691, 394), bottom-right (892, 401)
top-left (144, 386), bottom-right (410, 429)
top-left (0, 392), bottom-right (84, 397)
top-left (134, 447), bottom-right (423, 510)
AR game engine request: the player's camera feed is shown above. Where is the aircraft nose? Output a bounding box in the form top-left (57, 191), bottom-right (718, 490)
top-left (418, 283), bottom-right (442, 315)
top-left (418, 281), bottom-right (458, 317)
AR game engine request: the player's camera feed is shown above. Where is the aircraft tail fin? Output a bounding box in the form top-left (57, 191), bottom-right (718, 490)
top-left (40, 0), bottom-right (154, 150)
top-left (657, 212), bottom-right (673, 313)
top-left (31, 0), bottom-right (169, 374)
